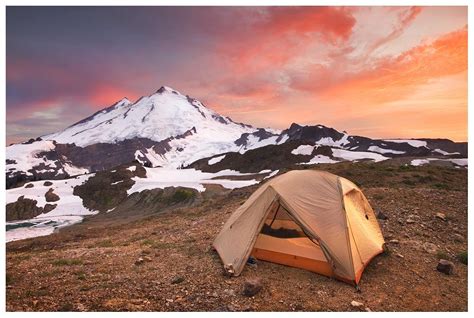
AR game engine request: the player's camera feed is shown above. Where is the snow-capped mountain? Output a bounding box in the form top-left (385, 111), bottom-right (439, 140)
top-left (44, 86), bottom-right (255, 148)
top-left (6, 86), bottom-right (467, 188)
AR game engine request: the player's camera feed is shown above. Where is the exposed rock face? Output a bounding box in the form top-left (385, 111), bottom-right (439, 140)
top-left (188, 141), bottom-right (333, 173)
top-left (6, 196), bottom-right (56, 221)
top-left (45, 188), bottom-right (60, 202)
top-left (437, 259), bottom-right (455, 275)
top-left (73, 163), bottom-right (145, 213)
top-left (235, 128), bottom-right (279, 147)
top-left (279, 123), bottom-right (344, 143)
top-left (243, 278), bottom-right (263, 297)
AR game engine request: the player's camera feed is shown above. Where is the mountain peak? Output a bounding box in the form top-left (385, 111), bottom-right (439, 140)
top-left (116, 97), bottom-right (131, 107)
top-left (155, 86), bottom-right (181, 95)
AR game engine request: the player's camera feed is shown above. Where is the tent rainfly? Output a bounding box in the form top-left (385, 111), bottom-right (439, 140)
top-left (213, 170), bottom-right (385, 286)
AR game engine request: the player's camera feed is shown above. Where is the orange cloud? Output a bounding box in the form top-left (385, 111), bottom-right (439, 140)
top-left (321, 26), bottom-right (467, 105)
top-left (217, 7), bottom-right (356, 71)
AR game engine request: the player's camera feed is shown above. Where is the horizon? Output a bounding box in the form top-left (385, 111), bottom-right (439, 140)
top-left (6, 6), bottom-right (468, 144)
top-left (7, 84), bottom-right (467, 145)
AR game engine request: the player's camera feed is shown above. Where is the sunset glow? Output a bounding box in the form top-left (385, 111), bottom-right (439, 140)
top-left (6, 6), bottom-right (467, 144)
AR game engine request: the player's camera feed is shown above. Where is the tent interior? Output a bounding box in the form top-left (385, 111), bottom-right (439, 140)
top-left (251, 201), bottom-right (333, 277)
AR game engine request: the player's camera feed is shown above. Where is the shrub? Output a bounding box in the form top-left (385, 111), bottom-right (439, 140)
top-left (171, 189), bottom-right (196, 203)
top-left (458, 251), bottom-right (467, 265)
top-left (436, 251), bottom-right (449, 260)
top-left (97, 239), bottom-right (114, 248)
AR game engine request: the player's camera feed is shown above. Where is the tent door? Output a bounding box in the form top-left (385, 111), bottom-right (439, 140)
top-left (251, 201), bottom-right (333, 278)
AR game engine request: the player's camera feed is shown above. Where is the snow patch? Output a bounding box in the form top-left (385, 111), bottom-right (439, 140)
top-left (448, 158), bottom-right (468, 166)
top-left (385, 139), bottom-right (427, 148)
top-left (410, 158), bottom-right (467, 167)
top-left (332, 148), bottom-right (388, 162)
top-left (433, 149), bottom-right (460, 156)
top-left (300, 155), bottom-right (339, 165)
top-left (208, 155), bottom-right (226, 165)
top-left (291, 145), bottom-right (314, 156)
top-left (127, 167), bottom-right (259, 194)
top-left (6, 174), bottom-right (98, 242)
top-left (410, 159), bottom-right (432, 166)
top-left (367, 146), bottom-right (405, 155)
top-left (62, 163), bottom-right (89, 176)
top-left (264, 170), bottom-right (279, 179)
top-left (6, 140), bottom-right (57, 176)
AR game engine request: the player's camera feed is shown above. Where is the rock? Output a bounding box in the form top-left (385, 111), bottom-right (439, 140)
top-left (45, 188), bottom-right (60, 202)
top-left (396, 253), bottom-right (404, 258)
top-left (453, 233), bottom-right (465, 243)
top-left (247, 256), bottom-right (258, 269)
top-left (43, 181), bottom-right (53, 186)
top-left (435, 212), bottom-right (447, 221)
top-left (223, 289), bottom-right (236, 297)
top-left (406, 218), bottom-right (415, 224)
top-left (135, 257), bottom-right (144, 266)
top-left (437, 259), bottom-right (455, 275)
top-left (171, 276), bottom-right (185, 284)
top-left (351, 300), bottom-right (364, 308)
top-left (389, 239), bottom-right (399, 244)
top-left (376, 211), bottom-right (388, 220)
top-left (243, 277), bottom-right (263, 297)
top-left (24, 183), bottom-right (34, 188)
top-left (6, 196), bottom-right (46, 221)
top-left (143, 256), bottom-right (152, 262)
top-left (422, 242), bottom-right (438, 254)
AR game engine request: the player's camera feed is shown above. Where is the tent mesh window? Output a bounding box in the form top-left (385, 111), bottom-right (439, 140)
top-left (261, 203), bottom-right (306, 238)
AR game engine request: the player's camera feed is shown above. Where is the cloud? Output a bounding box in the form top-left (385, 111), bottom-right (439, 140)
top-left (6, 6), bottom-right (468, 143)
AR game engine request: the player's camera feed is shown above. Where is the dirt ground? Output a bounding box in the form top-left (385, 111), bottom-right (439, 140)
top-left (5, 163), bottom-right (468, 311)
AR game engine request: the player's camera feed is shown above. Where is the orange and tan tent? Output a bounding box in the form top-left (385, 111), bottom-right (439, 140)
top-left (213, 170), bottom-right (385, 286)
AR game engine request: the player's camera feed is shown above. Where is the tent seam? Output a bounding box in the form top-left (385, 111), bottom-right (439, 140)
top-left (338, 177), bottom-right (357, 283)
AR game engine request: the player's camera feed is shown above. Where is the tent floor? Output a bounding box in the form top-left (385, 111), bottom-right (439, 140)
top-left (252, 234), bottom-right (333, 277)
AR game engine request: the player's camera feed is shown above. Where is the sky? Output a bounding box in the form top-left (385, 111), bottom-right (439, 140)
top-left (6, 6), bottom-right (468, 144)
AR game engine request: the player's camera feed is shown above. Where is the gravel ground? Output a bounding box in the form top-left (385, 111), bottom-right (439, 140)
top-left (6, 163), bottom-right (467, 311)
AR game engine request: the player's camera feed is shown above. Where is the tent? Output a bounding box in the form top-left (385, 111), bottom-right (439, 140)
top-left (213, 170), bottom-right (385, 285)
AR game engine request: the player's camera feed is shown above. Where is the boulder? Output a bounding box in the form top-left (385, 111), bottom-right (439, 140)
top-left (243, 277), bottom-right (263, 297)
top-left (24, 183), bottom-right (34, 188)
top-left (422, 242), bottom-right (438, 254)
top-left (43, 181), bottom-right (53, 186)
top-left (6, 196), bottom-right (44, 221)
top-left (437, 259), bottom-right (454, 275)
top-left (171, 276), bottom-right (185, 284)
top-left (435, 212), bottom-right (447, 221)
top-left (351, 300), bottom-right (364, 308)
top-left (135, 257), bottom-right (144, 266)
top-left (376, 211), bottom-right (388, 220)
top-left (45, 188), bottom-right (60, 202)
